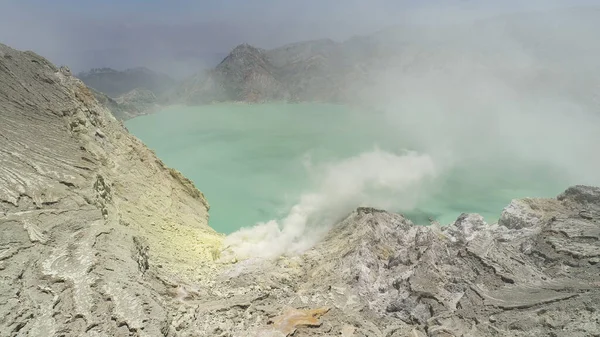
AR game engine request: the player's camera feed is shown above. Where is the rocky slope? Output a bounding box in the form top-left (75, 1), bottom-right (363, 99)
top-left (77, 67), bottom-right (175, 98)
top-left (175, 44), bottom-right (290, 104)
top-left (199, 190), bottom-right (600, 336)
top-left (115, 88), bottom-right (161, 119)
top-left (88, 88), bottom-right (160, 121)
top-left (1, 43), bottom-right (599, 336)
top-left (88, 87), bottom-right (130, 120)
top-left (0, 43), bottom-right (222, 336)
top-left (79, 67), bottom-right (175, 120)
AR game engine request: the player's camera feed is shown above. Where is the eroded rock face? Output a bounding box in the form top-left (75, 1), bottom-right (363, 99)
top-left (185, 192), bottom-right (600, 336)
top-left (1, 43), bottom-right (599, 336)
top-left (0, 43), bottom-right (222, 337)
top-left (175, 44), bottom-right (291, 104)
top-left (115, 88), bottom-right (161, 119)
top-left (77, 67), bottom-right (175, 98)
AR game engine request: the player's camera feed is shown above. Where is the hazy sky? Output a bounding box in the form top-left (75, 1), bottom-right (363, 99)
top-left (0, 0), bottom-right (595, 75)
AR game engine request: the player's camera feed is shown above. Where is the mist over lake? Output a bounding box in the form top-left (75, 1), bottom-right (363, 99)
top-left (126, 103), bottom-right (574, 237)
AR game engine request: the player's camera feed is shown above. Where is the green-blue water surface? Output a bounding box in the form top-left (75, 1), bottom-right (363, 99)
top-left (126, 103), bottom-right (567, 233)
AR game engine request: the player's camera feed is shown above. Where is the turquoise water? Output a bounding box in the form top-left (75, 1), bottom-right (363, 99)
top-left (126, 103), bottom-right (569, 234)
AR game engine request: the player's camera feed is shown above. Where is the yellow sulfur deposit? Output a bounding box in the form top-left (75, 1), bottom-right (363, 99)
top-left (269, 307), bottom-right (330, 336)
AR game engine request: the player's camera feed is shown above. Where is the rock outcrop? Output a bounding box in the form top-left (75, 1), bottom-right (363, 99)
top-left (176, 41), bottom-right (333, 104)
top-left (190, 198), bottom-right (600, 336)
top-left (115, 88), bottom-right (161, 119)
top-left (87, 87), bottom-right (160, 121)
top-left (0, 43), bottom-right (222, 336)
top-left (77, 67), bottom-right (175, 98)
top-left (78, 68), bottom-right (175, 120)
top-left (1, 42), bottom-right (599, 336)
top-left (175, 44), bottom-right (290, 104)
top-left (88, 87), bottom-right (130, 120)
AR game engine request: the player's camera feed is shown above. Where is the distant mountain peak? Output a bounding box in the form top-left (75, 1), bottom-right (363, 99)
top-left (77, 66), bottom-right (175, 98)
top-left (231, 43), bottom-right (261, 52)
top-left (218, 44), bottom-right (267, 66)
top-left (174, 9), bottom-right (600, 107)
top-left (78, 67), bottom-right (119, 77)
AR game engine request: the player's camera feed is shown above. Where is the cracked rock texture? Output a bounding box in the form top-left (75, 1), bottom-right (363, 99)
top-left (0, 43), bottom-right (221, 337)
top-left (1, 43), bottom-right (600, 336)
top-left (89, 88), bottom-right (159, 121)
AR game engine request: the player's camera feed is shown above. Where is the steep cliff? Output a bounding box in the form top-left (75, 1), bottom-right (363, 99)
top-left (175, 44), bottom-right (290, 104)
top-left (115, 88), bottom-right (161, 119)
top-left (0, 43), bottom-right (222, 336)
top-left (195, 191), bottom-right (600, 336)
top-left (1, 43), bottom-right (599, 337)
top-left (87, 87), bottom-right (160, 121)
top-left (88, 87), bottom-right (130, 120)
top-left (77, 67), bottom-right (175, 98)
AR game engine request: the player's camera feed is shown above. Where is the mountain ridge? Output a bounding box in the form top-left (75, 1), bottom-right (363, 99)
top-left (174, 8), bottom-right (600, 108)
top-left (77, 8), bottom-right (600, 120)
top-left (77, 66), bottom-right (176, 98)
top-left (1, 41), bottom-right (599, 336)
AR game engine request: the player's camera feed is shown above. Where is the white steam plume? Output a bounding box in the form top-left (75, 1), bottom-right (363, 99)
top-left (221, 149), bottom-right (438, 260)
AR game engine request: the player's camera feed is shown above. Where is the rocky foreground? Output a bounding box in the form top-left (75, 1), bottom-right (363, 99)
top-left (1, 43), bottom-right (599, 336)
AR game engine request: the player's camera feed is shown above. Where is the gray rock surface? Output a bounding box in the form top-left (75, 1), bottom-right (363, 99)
top-left (175, 44), bottom-right (290, 104)
top-left (200, 200), bottom-right (600, 336)
top-left (1, 42), bottom-right (599, 336)
top-left (115, 88), bottom-right (161, 119)
top-left (87, 87), bottom-right (159, 121)
top-left (88, 87), bottom-right (130, 120)
top-left (0, 43), bottom-right (222, 336)
top-left (77, 67), bottom-right (175, 98)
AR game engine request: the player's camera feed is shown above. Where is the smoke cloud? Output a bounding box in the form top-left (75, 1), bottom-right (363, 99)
top-left (1, 1), bottom-right (596, 75)
top-left (221, 5), bottom-right (600, 259)
top-left (222, 149), bottom-right (437, 260)
top-left (2, 1), bottom-right (599, 259)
